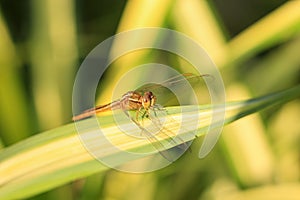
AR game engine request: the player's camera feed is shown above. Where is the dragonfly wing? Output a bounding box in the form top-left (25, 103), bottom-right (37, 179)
top-left (135, 73), bottom-right (209, 106)
top-left (149, 107), bottom-right (192, 150)
top-left (140, 129), bottom-right (176, 162)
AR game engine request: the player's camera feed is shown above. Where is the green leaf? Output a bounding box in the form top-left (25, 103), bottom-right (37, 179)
top-left (0, 85), bottom-right (299, 199)
top-left (228, 1), bottom-right (300, 65)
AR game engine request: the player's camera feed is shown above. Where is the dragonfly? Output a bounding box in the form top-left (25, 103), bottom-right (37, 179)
top-left (73, 73), bottom-right (210, 161)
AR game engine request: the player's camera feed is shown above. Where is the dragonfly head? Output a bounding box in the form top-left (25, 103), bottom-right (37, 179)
top-left (142, 91), bottom-right (156, 109)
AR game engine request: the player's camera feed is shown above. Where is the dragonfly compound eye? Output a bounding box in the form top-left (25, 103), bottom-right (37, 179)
top-left (142, 92), bottom-right (155, 108)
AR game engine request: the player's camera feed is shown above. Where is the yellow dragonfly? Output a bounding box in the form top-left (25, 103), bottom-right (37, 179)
top-left (73, 73), bottom-right (210, 161)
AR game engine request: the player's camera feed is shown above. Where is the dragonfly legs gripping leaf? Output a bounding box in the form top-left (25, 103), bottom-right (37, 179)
top-left (123, 105), bottom-right (191, 162)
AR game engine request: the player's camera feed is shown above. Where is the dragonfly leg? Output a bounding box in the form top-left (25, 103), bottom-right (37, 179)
top-left (150, 106), bottom-right (192, 152)
top-left (141, 109), bottom-right (149, 119)
top-left (148, 106), bottom-right (164, 128)
top-left (136, 108), bottom-right (145, 136)
top-left (135, 109), bottom-right (140, 122)
top-left (120, 103), bottom-right (139, 125)
top-left (138, 108), bottom-right (151, 126)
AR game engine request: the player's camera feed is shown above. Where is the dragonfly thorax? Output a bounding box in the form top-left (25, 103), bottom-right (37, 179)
top-left (142, 91), bottom-right (156, 109)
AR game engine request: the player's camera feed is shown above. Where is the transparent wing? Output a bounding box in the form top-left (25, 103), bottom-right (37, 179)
top-left (135, 73), bottom-right (210, 106)
top-left (132, 73), bottom-right (210, 160)
top-left (148, 106), bottom-right (192, 151)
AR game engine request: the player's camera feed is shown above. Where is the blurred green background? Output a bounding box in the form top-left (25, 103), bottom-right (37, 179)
top-left (1, 0), bottom-right (300, 199)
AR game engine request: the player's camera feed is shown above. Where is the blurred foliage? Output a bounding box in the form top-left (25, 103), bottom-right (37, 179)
top-left (0, 0), bottom-right (300, 200)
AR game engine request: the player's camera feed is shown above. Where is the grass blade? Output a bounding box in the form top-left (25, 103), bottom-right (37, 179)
top-left (0, 85), bottom-right (299, 199)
